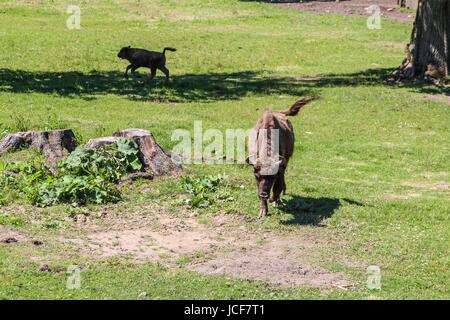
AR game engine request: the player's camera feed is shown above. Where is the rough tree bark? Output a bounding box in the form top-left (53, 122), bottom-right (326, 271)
top-left (0, 129), bottom-right (77, 167)
top-left (1, 128), bottom-right (181, 178)
top-left (113, 129), bottom-right (182, 177)
top-left (85, 137), bottom-right (120, 149)
top-left (86, 129), bottom-right (182, 176)
top-left (392, 0), bottom-right (450, 83)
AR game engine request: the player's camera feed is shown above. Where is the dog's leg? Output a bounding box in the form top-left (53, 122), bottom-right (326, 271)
top-left (158, 65), bottom-right (170, 81)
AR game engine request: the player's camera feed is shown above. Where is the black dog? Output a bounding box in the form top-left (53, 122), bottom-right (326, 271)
top-left (117, 46), bottom-right (176, 81)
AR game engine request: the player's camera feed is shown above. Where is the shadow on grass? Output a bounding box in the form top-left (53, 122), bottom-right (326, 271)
top-left (240, 0), bottom-right (299, 2)
top-left (0, 68), bottom-right (447, 103)
top-left (278, 196), bottom-right (365, 226)
top-left (284, 68), bottom-right (449, 96)
top-left (0, 69), bottom-right (312, 103)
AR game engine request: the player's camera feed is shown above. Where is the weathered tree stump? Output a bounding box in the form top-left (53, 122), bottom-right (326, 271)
top-left (113, 128), bottom-right (182, 176)
top-left (1, 128), bottom-right (181, 177)
top-left (0, 129), bottom-right (77, 167)
top-left (85, 136), bottom-right (120, 149)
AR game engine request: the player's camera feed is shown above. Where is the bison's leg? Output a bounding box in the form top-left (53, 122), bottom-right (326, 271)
top-left (148, 67), bottom-right (157, 82)
top-left (130, 66), bottom-right (140, 78)
top-left (270, 176), bottom-right (282, 203)
top-left (124, 64), bottom-right (133, 78)
top-left (282, 176), bottom-right (286, 195)
top-left (270, 170), bottom-right (285, 204)
top-left (259, 199), bottom-right (268, 218)
top-left (158, 65), bottom-right (170, 81)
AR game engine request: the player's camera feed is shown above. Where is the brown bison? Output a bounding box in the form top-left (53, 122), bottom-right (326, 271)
top-left (247, 97), bottom-right (319, 217)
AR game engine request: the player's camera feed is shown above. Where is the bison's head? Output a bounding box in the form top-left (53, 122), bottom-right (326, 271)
top-left (247, 156), bottom-right (283, 201)
top-left (117, 46), bottom-right (131, 59)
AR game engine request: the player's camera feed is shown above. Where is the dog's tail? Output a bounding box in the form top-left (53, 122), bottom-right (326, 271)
top-left (163, 47), bottom-right (177, 55)
top-left (280, 96), bottom-right (320, 117)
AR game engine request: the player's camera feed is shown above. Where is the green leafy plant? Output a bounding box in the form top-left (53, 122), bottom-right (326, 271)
top-left (0, 139), bottom-right (142, 207)
top-left (180, 174), bottom-right (229, 209)
top-left (40, 219), bottom-right (65, 229)
top-left (0, 153), bottom-right (49, 195)
top-left (108, 139), bottom-right (142, 173)
top-left (27, 175), bottom-right (122, 206)
top-left (59, 139), bottom-right (141, 183)
top-left (0, 212), bottom-right (25, 226)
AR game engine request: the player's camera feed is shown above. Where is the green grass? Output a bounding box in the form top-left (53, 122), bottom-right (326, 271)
top-left (0, 0), bottom-right (449, 300)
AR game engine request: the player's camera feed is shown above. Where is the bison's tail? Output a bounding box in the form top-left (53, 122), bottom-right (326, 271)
top-left (163, 47), bottom-right (177, 55)
top-left (281, 97), bottom-right (319, 116)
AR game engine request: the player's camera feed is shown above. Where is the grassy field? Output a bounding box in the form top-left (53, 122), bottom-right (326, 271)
top-left (0, 0), bottom-right (449, 300)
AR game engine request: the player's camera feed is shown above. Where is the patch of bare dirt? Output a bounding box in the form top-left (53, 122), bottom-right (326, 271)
top-left (367, 41), bottom-right (406, 50)
top-left (421, 172), bottom-right (449, 179)
top-left (278, 0), bottom-right (415, 23)
top-left (286, 76), bottom-right (323, 82)
top-left (61, 208), bottom-right (355, 289)
top-left (66, 216), bottom-right (230, 261)
top-left (401, 181), bottom-right (450, 191)
top-left (188, 235), bottom-right (353, 288)
top-left (62, 209), bottom-right (246, 262)
top-left (0, 226), bottom-right (43, 245)
top-left (384, 192), bottom-right (422, 200)
top-left (422, 94), bottom-right (450, 105)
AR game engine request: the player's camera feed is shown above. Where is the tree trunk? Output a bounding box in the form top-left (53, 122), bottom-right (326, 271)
top-left (392, 0), bottom-right (450, 83)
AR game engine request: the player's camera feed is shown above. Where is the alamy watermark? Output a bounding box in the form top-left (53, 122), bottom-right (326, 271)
top-left (66, 265), bottom-right (81, 290)
top-left (66, 5), bottom-right (81, 30)
top-left (171, 121), bottom-right (281, 175)
top-left (367, 265), bottom-right (381, 290)
top-left (366, 5), bottom-right (381, 30)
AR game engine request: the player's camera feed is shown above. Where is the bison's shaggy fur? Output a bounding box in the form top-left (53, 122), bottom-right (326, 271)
top-left (247, 97), bottom-right (319, 217)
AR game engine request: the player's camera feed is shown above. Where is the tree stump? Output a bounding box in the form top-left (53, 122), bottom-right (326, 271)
top-left (0, 129), bottom-right (77, 167)
top-left (85, 136), bottom-right (120, 149)
top-left (113, 128), bottom-right (182, 176)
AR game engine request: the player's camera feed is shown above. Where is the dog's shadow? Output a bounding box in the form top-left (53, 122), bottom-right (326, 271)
top-left (277, 195), bottom-right (364, 226)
